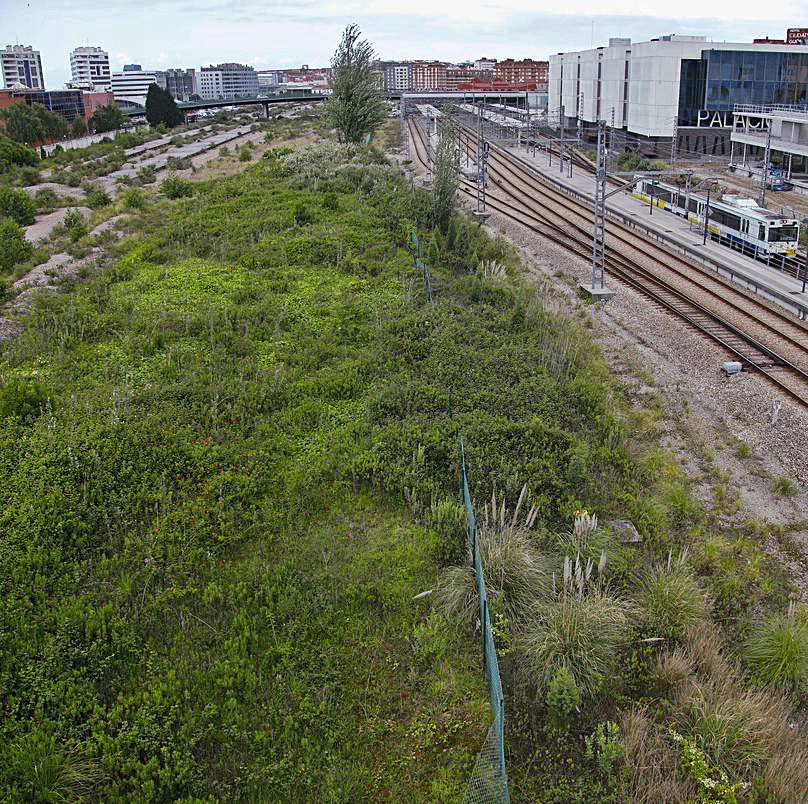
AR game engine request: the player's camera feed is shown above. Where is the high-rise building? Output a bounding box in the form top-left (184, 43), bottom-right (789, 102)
top-left (198, 63), bottom-right (259, 99)
top-left (110, 64), bottom-right (157, 110)
top-left (1, 45), bottom-right (44, 89)
top-left (154, 68), bottom-right (198, 100)
top-left (383, 62), bottom-right (413, 92)
top-left (495, 58), bottom-right (548, 85)
top-left (411, 61), bottom-right (448, 91)
top-left (70, 46), bottom-right (111, 92)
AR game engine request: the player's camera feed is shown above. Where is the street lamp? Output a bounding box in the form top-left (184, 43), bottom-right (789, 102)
top-left (703, 188), bottom-right (711, 246)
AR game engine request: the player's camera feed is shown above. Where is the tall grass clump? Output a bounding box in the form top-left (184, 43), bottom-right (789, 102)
top-left (743, 603), bottom-right (808, 692)
top-left (518, 551), bottom-right (630, 699)
top-left (435, 486), bottom-right (548, 626)
top-left (635, 551), bottom-right (708, 639)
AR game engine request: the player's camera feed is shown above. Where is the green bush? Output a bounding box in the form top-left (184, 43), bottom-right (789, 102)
top-left (122, 187), bottom-right (147, 210)
top-left (0, 218), bottom-right (33, 271)
top-left (0, 136), bottom-right (39, 172)
top-left (293, 200), bottom-right (312, 225)
top-left (0, 185), bottom-right (36, 225)
top-left (63, 208), bottom-right (88, 242)
top-left (238, 144), bottom-right (253, 162)
top-left (34, 187), bottom-right (58, 213)
top-left (159, 174), bottom-right (193, 199)
top-left (84, 187), bottom-right (111, 209)
top-left (135, 165), bottom-right (156, 184)
top-left (546, 665), bottom-right (580, 727)
top-left (0, 378), bottom-right (49, 421)
top-left (744, 608), bottom-right (807, 691)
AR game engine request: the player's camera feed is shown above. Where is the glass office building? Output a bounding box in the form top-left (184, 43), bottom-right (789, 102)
top-left (679, 50), bottom-right (808, 126)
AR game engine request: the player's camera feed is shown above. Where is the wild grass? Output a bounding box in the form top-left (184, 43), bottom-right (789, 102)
top-left (635, 551), bottom-right (708, 639)
top-left (743, 603), bottom-right (808, 692)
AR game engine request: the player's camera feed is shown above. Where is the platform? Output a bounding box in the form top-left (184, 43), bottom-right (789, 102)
top-left (499, 141), bottom-right (808, 319)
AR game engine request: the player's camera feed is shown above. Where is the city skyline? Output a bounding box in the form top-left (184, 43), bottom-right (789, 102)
top-left (2, 0), bottom-right (802, 89)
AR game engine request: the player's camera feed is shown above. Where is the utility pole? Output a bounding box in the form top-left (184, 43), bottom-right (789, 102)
top-left (670, 115), bottom-right (678, 166)
top-left (703, 188), bottom-right (711, 246)
top-left (609, 106), bottom-right (615, 170)
top-left (476, 102), bottom-right (489, 217)
top-left (649, 180), bottom-right (655, 215)
top-left (758, 124), bottom-right (772, 208)
top-left (588, 119), bottom-right (609, 295)
top-left (559, 105), bottom-right (564, 174)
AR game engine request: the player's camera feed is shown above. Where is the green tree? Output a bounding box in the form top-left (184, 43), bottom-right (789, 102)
top-left (430, 115), bottom-right (460, 234)
top-left (89, 102), bottom-right (126, 134)
top-left (0, 136), bottom-right (39, 171)
top-left (326, 24), bottom-right (386, 143)
top-left (32, 104), bottom-right (68, 141)
top-left (0, 102), bottom-right (44, 145)
top-left (0, 218), bottom-right (33, 271)
top-left (70, 115), bottom-right (88, 138)
top-left (0, 185), bottom-right (36, 225)
top-left (145, 84), bottom-right (183, 129)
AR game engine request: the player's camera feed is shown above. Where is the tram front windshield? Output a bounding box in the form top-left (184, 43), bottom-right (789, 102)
top-left (767, 225), bottom-right (798, 242)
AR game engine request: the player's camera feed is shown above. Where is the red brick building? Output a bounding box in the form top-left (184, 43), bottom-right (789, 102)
top-left (494, 58), bottom-right (548, 85)
top-left (411, 61), bottom-right (448, 91)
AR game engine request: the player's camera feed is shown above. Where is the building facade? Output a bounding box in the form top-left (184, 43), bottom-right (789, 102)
top-left (495, 58), bottom-right (548, 85)
top-left (154, 68), bottom-right (198, 100)
top-left (110, 65), bottom-right (157, 110)
top-left (549, 35), bottom-right (808, 155)
top-left (411, 61), bottom-right (448, 91)
top-left (70, 47), bottom-right (111, 92)
top-left (1, 45), bottom-right (44, 90)
top-left (474, 57), bottom-right (497, 72)
top-left (383, 62), bottom-right (412, 92)
top-left (199, 63), bottom-right (259, 99)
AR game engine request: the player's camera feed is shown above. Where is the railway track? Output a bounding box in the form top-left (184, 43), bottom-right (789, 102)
top-left (407, 116), bottom-right (808, 407)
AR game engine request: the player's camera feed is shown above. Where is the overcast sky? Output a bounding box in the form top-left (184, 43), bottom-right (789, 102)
top-left (2, 0), bottom-right (804, 87)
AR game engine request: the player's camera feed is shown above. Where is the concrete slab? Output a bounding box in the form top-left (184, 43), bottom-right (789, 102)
top-left (579, 283), bottom-right (616, 301)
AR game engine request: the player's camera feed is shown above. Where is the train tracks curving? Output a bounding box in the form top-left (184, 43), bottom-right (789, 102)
top-left (407, 116), bottom-right (808, 407)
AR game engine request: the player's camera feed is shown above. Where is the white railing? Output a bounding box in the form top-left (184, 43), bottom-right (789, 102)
top-left (733, 103), bottom-right (808, 118)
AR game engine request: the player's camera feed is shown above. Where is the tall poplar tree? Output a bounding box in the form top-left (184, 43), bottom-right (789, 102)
top-left (326, 24), bottom-right (386, 144)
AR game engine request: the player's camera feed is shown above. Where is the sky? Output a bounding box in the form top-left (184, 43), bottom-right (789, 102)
top-left (1, 0), bottom-right (804, 88)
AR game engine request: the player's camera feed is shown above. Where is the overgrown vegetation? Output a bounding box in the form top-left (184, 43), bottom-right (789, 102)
top-left (0, 110), bottom-right (804, 801)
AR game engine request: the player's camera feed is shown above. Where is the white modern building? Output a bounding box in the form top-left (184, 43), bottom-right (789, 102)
top-left (70, 46), bottom-right (111, 92)
top-left (474, 57), bottom-right (497, 72)
top-left (110, 65), bottom-right (156, 110)
top-left (198, 63), bottom-right (259, 99)
top-left (384, 63), bottom-right (412, 92)
top-left (1, 44), bottom-right (44, 89)
top-left (549, 34), bottom-right (808, 156)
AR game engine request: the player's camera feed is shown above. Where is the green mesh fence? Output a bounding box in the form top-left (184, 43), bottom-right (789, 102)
top-left (410, 230), bottom-right (509, 801)
top-left (459, 437), bottom-right (510, 804)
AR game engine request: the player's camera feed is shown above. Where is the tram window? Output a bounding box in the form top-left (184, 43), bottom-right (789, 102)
top-left (654, 188), bottom-right (673, 203)
top-left (767, 225), bottom-right (798, 242)
top-left (689, 198), bottom-right (700, 213)
top-left (676, 195), bottom-right (686, 209)
top-left (758, 224), bottom-right (765, 240)
top-left (708, 209), bottom-right (741, 231)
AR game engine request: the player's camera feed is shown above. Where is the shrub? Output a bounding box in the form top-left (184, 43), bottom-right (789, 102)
top-left (122, 187), bottom-right (147, 210)
top-left (0, 185), bottom-right (36, 225)
top-left (293, 201), bottom-right (312, 225)
top-left (0, 218), bottom-right (33, 271)
top-left (0, 136), bottom-right (39, 171)
top-left (0, 378), bottom-right (49, 421)
top-left (519, 589), bottom-right (631, 699)
top-left (34, 187), bottom-right (57, 213)
top-left (84, 187), bottom-right (111, 209)
top-left (584, 721), bottom-right (624, 776)
top-left (635, 552), bottom-right (708, 639)
top-left (772, 475), bottom-right (795, 498)
top-left (743, 606), bottom-right (807, 691)
top-left (159, 174), bottom-right (193, 199)
top-left (17, 165), bottom-right (41, 186)
top-left (238, 144), bottom-right (253, 162)
top-left (63, 208), bottom-right (88, 242)
top-left (546, 665), bottom-right (580, 728)
top-left (135, 165), bottom-right (156, 184)
top-left (219, 145), bottom-right (230, 157)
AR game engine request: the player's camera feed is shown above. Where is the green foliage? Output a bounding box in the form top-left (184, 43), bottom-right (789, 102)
top-left (71, 115), bottom-right (88, 138)
top-left (136, 164), bottom-right (156, 184)
top-left (89, 102), bottom-right (126, 134)
top-left (743, 608), bottom-right (808, 692)
top-left (63, 207), bottom-right (88, 241)
top-left (671, 730), bottom-right (741, 803)
top-left (145, 84), bottom-right (183, 129)
top-left (0, 377), bottom-right (48, 420)
top-left (0, 217), bottom-right (33, 271)
top-left (33, 186), bottom-right (57, 213)
top-left (122, 187), bottom-right (147, 210)
top-left (431, 115), bottom-right (460, 233)
top-left (84, 186), bottom-right (111, 209)
top-left (584, 721), bottom-right (623, 776)
top-left (159, 173), bottom-right (193, 199)
top-left (636, 552), bottom-right (708, 639)
top-left (546, 665), bottom-right (580, 727)
top-left (0, 101), bottom-right (67, 144)
top-left (0, 135), bottom-right (39, 172)
top-left (0, 185), bottom-right (36, 225)
top-left (238, 143), bottom-right (253, 162)
top-left (326, 24), bottom-right (387, 143)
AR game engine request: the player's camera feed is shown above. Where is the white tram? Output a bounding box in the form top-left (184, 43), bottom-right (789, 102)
top-left (633, 178), bottom-right (800, 258)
